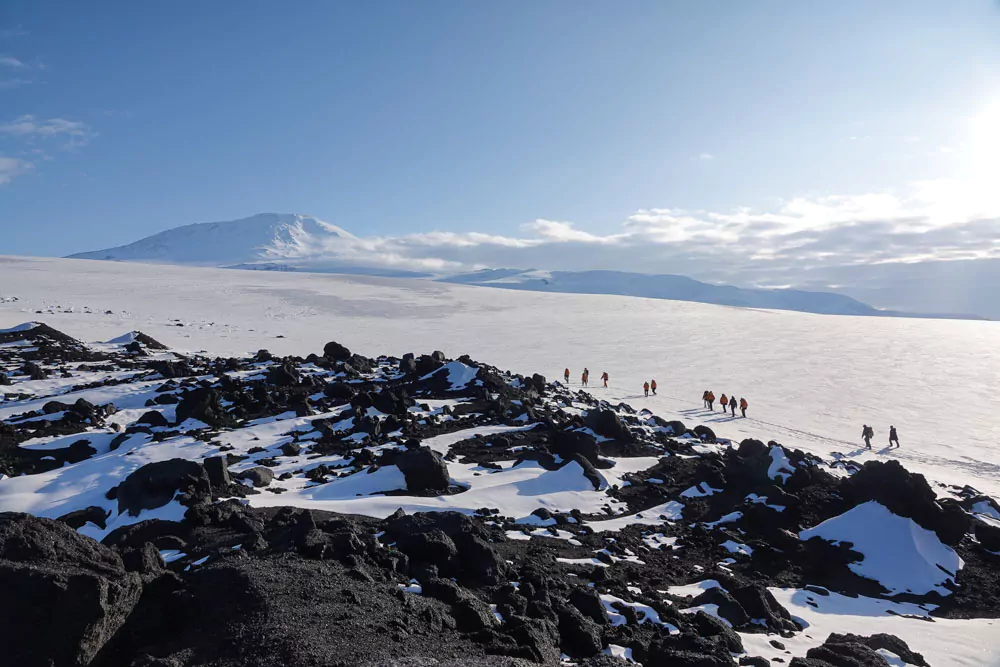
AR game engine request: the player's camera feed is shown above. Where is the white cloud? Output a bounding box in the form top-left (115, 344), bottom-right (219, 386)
top-left (272, 179), bottom-right (1000, 298)
top-left (0, 115), bottom-right (90, 139)
top-left (0, 56), bottom-right (25, 68)
top-left (0, 156), bottom-right (31, 184)
top-left (698, 153), bottom-right (715, 160)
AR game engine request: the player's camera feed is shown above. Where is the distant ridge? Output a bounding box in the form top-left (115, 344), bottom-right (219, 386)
top-left (67, 213), bottom-right (986, 320)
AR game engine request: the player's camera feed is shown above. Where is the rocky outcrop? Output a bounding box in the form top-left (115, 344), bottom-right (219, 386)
top-left (0, 513), bottom-right (142, 666)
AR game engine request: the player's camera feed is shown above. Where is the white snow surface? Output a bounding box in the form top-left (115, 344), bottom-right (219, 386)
top-left (799, 501), bottom-right (964, 595)
top-left (2, 254), bottom-right (999, 501)
top-left (739, 588), bottom-right (1000, 667)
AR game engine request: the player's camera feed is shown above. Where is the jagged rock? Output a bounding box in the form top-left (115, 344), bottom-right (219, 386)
top-left (839, 460), bottom-right (970, 545)
top-left (689, 587), bottom-right (750, 627)
top-left (236, 466), bottom-right (275, 488)
top-left (824, 633), bottom-right (928, 667)
top-left (136, 410), bottom-right (169, 428)
top-left (203, 455), bottom-right (231, 488)
top-left (117, 459), bottom-right (212, 516)
top-left (396, 446), bottom-right (450, 492)
top-left (324, 381), bottom-right (356, 401)
top-left (569, 587), bottom-right (608, 625)
top-left (689, 610), bottom-right (744, 653)
top-left (552, 430), bottom-right (600, 467)
top-left (694, 424), bottom-right (717, 443)
top-left (280, 442), bottom-right (302, 457)
top-left (0, 513), bottom-right (143, 666)
top-left (175, 387), bottom-right (232, 428)
top-left (57, 505), bottom-right (110, 530)
top-left (323, 341), bottom-right (352, 361)
top-left (266, 361), bottom-right (300, 387)
top-left (584, 409), bottom-right (633, 442)
top-left (556, 602), bottom-right (603, 658)
top-left (730, 583), bottom-right (800, 633)
top-left (791, 634), bottom-right (891, 666)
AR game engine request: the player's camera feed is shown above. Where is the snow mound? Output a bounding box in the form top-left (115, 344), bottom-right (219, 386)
top-left (421, 361), bottom-right (479, 390)
top-left (799, 501), bottom-right (964, 595)
top-left (0, 322), bottom-right (40, 334)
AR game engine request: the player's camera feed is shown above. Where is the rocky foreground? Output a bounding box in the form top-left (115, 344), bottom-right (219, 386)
top-left (1, 322), bottom-right (999, 667)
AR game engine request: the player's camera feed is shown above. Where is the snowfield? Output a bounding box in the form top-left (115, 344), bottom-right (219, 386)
top-left (3, 255), bottom-right (998, 498)
top-left (2, 256), bottom-right (1000, 667)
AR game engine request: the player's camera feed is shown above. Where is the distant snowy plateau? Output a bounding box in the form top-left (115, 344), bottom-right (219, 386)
top-left (1, 255), bottom-right (999, 666)
top-left (66, 213), bottom-right (987, 320)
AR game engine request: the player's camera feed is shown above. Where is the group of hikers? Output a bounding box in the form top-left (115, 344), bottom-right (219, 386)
top-left (702, 390), bottom-right (749, 418)
top-left (562, 368), bottom-right (901, 455)
top-left (862, 424), bottom-right (900, 449)
top-left (562, 369), bottom-right (748, 418)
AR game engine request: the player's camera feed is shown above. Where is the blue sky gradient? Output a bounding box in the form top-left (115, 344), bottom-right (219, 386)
top-left (1, 1), bottom-right (999, 259)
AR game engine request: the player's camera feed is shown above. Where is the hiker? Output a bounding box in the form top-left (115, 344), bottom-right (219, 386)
top-left (739, 397), bottom-right (748, 418)
top-left (643, 381), bottom-right (650, 397)
top-left (729, 395), bottom-right (737, 416)
top-left (862, 424), bottom-right (873, 449)
top-left (601, 371), bottom-right (609, 388)
top-left (889, 425), bottom-right (899, 448)
top-left (650, 379), bottom-right (657, 395)
top-left (707, 391), bottom-right (715, 410)
top-left (719, 393), bottom-right (728, 412)
top-left (702, 390), bottom-right (710, 408)
top-left (581, 369), bottom-right (589, 386)
top-left (564, 368), bottom-right (570, 384)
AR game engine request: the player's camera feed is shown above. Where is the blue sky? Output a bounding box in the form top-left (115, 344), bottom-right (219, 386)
top-left (1, 0), bottom-right (999, 276)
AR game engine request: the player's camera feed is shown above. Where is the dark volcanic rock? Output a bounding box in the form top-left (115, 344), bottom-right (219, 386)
top-left (396, 446), bottom-right (450, 492)
top-left (0, 513), bottom-right (142, 666)
top-left (584, 408), bottom-right (633, 442)
top-left (203, 455), bottom-right (231, 488)
top-left (839, 460), bottom-right (970, 545)
top-left (323, 340), bottom-right (352, 361)
top-left (236, 466), bottom-right (275, 488)
top-left (136, 410), bottom-right (169, 428)
top-left (57, 505), bottom-right (110, 530)
top-left (117, 459), bottom-right (212, 516)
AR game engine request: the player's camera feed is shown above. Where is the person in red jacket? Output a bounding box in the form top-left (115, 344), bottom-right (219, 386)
top-left (650, 379), bottom-right (657, 395)
top-left (564, 368), bottom-right (570, 384)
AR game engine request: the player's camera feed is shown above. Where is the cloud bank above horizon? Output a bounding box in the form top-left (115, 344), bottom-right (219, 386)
top-left (275, 178), bottom-right (999, 292)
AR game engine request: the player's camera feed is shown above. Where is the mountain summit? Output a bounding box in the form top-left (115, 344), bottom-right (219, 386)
top-left (66, 213), bottom-right (983, 319)
top-left (69, 213), bottom-right (354, 266)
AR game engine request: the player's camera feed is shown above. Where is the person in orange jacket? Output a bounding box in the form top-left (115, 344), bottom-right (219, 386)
top-left (643, 381), bottom-right (650, 397)
top-left (581, 369), bottom-right (589, 386)
top-left (739, 397), bottom-right (748, 418)
top-left (601, 371), bottom-right (609, 388)
top-left (702, 390), bottom-right (710, 408)
top-left (650, 379), bottom-right (657, 395)
top-left (564, 368), bottom-right (570, 384)
top-left (707, 391), bottom-right (715, 410)
top-left (719, 393), bottom-right (728, 411)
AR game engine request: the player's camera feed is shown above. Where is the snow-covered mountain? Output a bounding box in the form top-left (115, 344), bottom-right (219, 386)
top-left (69, 213), bottom-right (356, 267)
top-left (441, 269), bottom-right (884, 317)
top-left (68, 213), bottom-right (983, 319)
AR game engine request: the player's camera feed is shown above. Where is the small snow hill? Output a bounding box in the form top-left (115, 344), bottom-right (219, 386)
top-left (442, 269), bottom-right (884, 317)
top-left (69, 213), bottom-right (355, 267)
